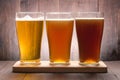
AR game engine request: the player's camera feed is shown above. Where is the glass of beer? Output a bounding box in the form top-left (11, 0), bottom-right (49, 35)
top-left (16, 12), bottom-right (44, 65)
top-left (46, 12), bottom-right (74, 65)
top-left (75, 12), bottom-right (104, 65)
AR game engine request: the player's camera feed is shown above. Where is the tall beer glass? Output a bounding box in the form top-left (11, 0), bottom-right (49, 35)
top-left (46, 12), bottom-right (74, 64)
top-left (75, 12), bottom-right (104, 65)
top-left (16, 12), bottom-right (44, 64)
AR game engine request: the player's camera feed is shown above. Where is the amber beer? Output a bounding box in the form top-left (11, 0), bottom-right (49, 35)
top-left (46, 19), bottom-right (73, 64)
top-left (76, 18), bottom-right (104, 64)
top-left (16, 12), bottom-right (43, 64)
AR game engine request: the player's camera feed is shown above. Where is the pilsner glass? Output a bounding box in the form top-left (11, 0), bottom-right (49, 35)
top-left (46, 12), bottom-right (74, 65)
top-left (75, 12), bottom-right (104, 65)
top-left (16, 12), bottom-right (44, 64)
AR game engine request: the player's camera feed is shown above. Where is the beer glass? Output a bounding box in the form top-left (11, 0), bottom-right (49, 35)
top-left (16, 12), bottom-right (44, 64)
top-left (75, 12), bottom-right (104, 65)
top-left (46, 12), bottom-right (74, 65)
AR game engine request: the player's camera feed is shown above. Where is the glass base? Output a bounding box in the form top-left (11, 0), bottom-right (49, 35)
top-left (20, 59), bottom-right (40, 65)
top-left (79, 61), bottom-right (99, 66)
top-left (50, 62), bottom-right (70, 65)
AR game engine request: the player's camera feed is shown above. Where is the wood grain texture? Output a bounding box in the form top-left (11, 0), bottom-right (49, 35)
top-left (59, 0), bottom-right (75, 12)
top-left (74, 0), bottom-right (98, 12)
top-left (20, 0), bottom-right (39, 12)
top-left (0, 61), bottom-right (120, 80)
top-left (99, 0), bottom-right (120, 60)
top-left (0, 0), bottom-right (20, 60)
top-left (39, 0), bottom-right (59, 12)
top-left (0, 0), bottom-right (119, 60)
top-left (0, 61), bottom-right (26, 80)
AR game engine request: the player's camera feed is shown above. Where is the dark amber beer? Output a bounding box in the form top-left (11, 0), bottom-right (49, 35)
top-left (16, 12), bottom-right (44, 64)
top-left (76, 18), bottom-right (104, 64)
top-left (46, 19), bottom-right (73, 64)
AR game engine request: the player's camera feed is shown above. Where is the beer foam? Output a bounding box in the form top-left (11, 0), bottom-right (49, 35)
top-left (16, 15), bottom-right (44, 21)
top-left (76, 18), bottom-right (104, 20)
top-left (46, 18), bottom-right (74, 21)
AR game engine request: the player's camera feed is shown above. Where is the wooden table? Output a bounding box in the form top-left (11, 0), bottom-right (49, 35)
top-left (0, 61), bottom-right (120, 80)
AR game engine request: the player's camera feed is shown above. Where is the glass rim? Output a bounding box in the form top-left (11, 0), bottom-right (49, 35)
top-left (16, 12), bottom-right (44, 21)
top-left (46, 12), bottom-right (74, 20)
top-left (75, 12), bottom-right (104, 19)
top-left (75, 12), bottom-right (104, 14)
top-left (46, 12), bottom-right (73, 15)
top-left (16, 12), bottom-right (44, 16)
top-left (16, 12), bottom-right (44, 14)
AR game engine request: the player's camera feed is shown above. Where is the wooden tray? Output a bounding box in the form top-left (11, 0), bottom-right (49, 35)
top-left (13, 61), bottom-right (107, 73)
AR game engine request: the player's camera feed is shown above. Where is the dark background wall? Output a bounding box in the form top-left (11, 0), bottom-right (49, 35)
top-left (0, 0), bottom-right (120, 61)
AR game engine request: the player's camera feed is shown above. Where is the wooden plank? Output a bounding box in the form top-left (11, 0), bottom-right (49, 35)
top-left (24, 73), bottom-right (99, 80)
top-left (94, 61), bottom-right (120, 80)
top-left (59, 0), bottom-right (75, 12)
top-left (0, 0), bottom-right (20, 60)
top-left (105, 61), bottom-right (120, 79)
top-left (74, 0), bottom-right (98, 12)
top-left (20, 0), bottom-right (39, 12)
top-left (99, 0), bottom-right (120, 60)
top-left (39, 0), bottom-right (59, 12)
top-left (13, 61), bottom-right (107, 73)
top-left (0, 61), bottom-right (26, 80)
top-left (24, 73), bottom-right (118, 80)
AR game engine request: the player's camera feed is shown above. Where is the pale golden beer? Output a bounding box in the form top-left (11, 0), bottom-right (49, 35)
top-left (16, 12), bottom-right (44, 64)
top-left (46, 13), bottom-right (73, 64)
